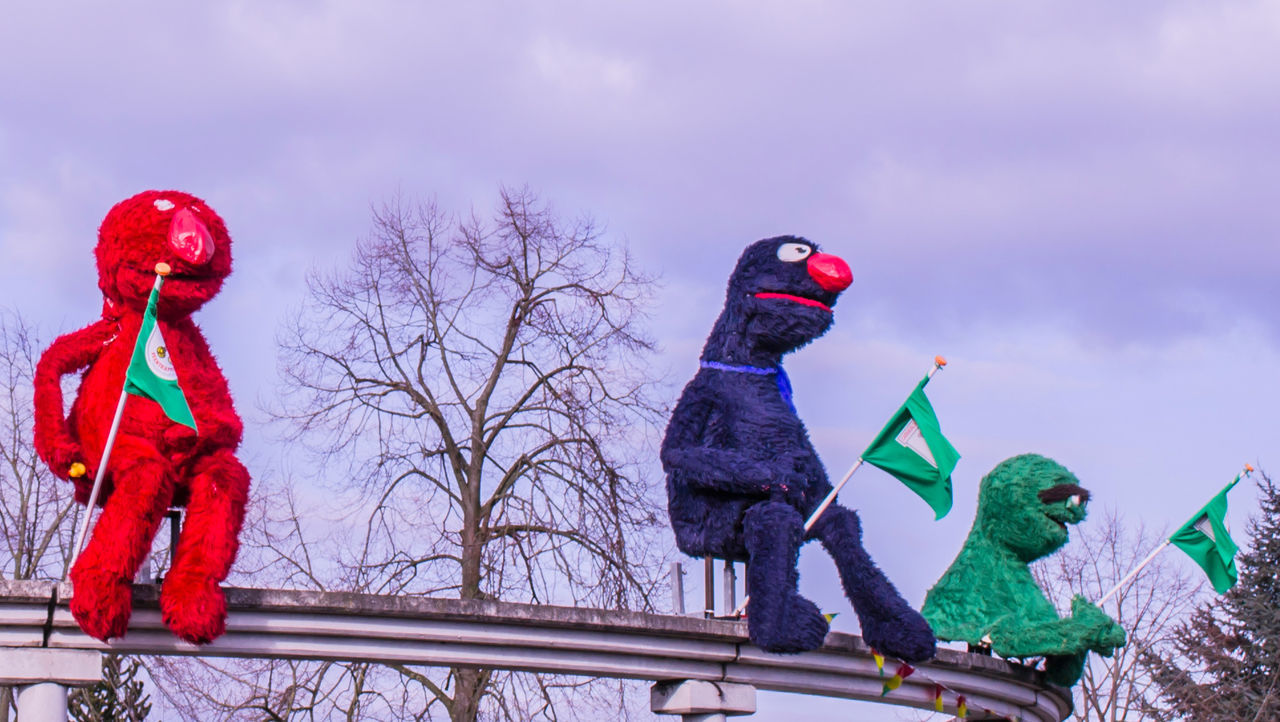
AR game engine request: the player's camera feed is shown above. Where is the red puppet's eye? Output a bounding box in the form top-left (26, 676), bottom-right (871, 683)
top-left (169, 208), bottom-right (216, 265)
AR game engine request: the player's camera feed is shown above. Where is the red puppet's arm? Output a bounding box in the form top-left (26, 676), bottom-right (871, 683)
top-left (34, 319), bottom-right (117, 480)
top-left (161, 321), bottom-right (244, 457)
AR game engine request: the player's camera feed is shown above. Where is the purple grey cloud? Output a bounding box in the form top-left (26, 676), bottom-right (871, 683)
top-left (3, 3), bottom-right (1278, 718)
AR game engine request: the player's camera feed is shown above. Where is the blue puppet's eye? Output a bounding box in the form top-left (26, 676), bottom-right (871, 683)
top-left (776, 243), bottom-right (812, 263)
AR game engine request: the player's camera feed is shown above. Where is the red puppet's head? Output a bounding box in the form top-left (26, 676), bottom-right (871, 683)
top-left (96, 190), bottom-right (233, 319)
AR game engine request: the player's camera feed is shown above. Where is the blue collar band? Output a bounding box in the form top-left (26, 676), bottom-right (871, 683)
top-left (700, 360), bottom-right (777, 375)
top-left (700, 360), bottom-right (796, 413)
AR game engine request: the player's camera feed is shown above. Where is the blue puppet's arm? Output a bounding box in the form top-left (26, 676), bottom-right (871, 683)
top-left (661, 446), bottom-right (787, 495)
top-left (661, 386), bottom-right (799, 497)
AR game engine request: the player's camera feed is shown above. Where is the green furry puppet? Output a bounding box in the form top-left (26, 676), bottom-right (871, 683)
top-left (922, 454), bottom-right (1126, 686)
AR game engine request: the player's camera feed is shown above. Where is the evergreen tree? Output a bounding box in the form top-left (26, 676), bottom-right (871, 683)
top-left (68, 654), bottom-right (152, 722)
top-left (1143, 471), bottom-right (1280, 721)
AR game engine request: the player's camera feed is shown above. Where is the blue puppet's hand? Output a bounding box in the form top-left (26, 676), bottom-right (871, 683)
top-left (768, 473), bottom-right (810, 507)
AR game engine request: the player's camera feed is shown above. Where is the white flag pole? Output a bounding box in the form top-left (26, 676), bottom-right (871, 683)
top-left (803, 356), bottom-right (947, 534)
top-left (1095, 463), bottom-right (1253, 608)
top-left (1096, 540), bottom-right (1171, 607)
top-left (65, 264), bottom-right (170, 577)
top-left (731, 356), bottom-right (948, 617)
top-left (804, 458), bottom-right (866, 534)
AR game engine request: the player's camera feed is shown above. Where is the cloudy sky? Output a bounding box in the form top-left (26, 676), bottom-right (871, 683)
top-left (3, 2), bottom-right (1278, 719)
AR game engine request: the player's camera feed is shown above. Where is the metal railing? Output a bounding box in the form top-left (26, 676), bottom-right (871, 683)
top-left (0, 580), bottom-right (1070, 721)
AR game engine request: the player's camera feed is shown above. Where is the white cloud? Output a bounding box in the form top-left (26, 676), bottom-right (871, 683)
top-left (529, 35), bottom-right (642, 95)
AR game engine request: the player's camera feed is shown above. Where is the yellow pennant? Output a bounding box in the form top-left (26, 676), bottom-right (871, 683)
top-left (880, 663), bottom-right (914, 696)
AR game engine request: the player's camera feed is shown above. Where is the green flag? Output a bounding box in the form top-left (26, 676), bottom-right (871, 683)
top-left (124, 281), bottom-right (198, 431)
top-left (862, 375), bottom-right (959, 519)
top-left (1169, 477), bottom-right (1240, 594)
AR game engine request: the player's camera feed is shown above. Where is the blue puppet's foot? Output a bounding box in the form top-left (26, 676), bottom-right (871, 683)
top-left (858, 605), bottom-right (937, 663)
top-left (810, 505), bottom-right (937, 663)
top-left (744, 500), bottom-right (830, 654)
top-left (747, 590), bottom-right (830, 654)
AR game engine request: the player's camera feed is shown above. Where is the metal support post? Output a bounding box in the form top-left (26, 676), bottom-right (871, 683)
top-left (2, 648), bottom-right (102, 722)
top-left (134, 553), bottom-right (153, 584)
top-left (670, 561), bottom-right (686, 615)
top-left (651, 680), bottom-right (756, 721)
top-left (721, 560), bottom-right (736, 615)
top-left (166, 508), bottom-right (182, 576)
top-left (703, 557), bottom-right (714, 618)
top-left (16, 683), bottom-right (69, 722)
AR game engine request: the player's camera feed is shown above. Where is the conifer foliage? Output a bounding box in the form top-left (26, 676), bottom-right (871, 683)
top-left (68, 654), bottom-right (152, 722)
top-left (1143, 471), bottom-right (1280, 721)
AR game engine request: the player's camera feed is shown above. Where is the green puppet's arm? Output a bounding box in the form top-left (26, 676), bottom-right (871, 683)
top-left (1070, 595), bottom-right (1127, 655)
top-left (987, 595), bottom-right (1126, 660)
top-left (989, 598), bottom-right (1123, 688)
top-left (1040, 602), bottom-right (1127, 686)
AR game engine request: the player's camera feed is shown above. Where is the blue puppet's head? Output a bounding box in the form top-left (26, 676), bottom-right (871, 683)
top-left (702, 236), bottom-right (853, 364)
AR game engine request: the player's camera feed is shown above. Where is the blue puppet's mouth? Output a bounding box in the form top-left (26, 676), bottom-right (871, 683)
top-left (753, 292), bottom-right (832, 312)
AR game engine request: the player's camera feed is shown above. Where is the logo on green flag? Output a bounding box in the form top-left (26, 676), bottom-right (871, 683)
top-left (124, 282), bottom-right (198, 432)
top-left (1170, 479), bottom-right (1239, 594)
top-left (862, 376), bottom-right (959, 519)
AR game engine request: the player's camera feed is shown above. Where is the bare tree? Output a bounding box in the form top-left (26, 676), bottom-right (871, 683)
top-left (0, 310), bottom-right (78, 582)
top-left (1033, 508), bottom-right (1204, 721)
top-left (0, 311), bottom-right (81, 721)
top-left (280, 185), bottom-right (664, 606)
top-left (0, 311), bottom-right (159, 721)
top-left (150, 187), bottom-right (667, 721)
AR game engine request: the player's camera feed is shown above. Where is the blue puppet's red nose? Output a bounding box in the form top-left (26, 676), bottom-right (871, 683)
top-left (807, 252), bottom-right (852, 293)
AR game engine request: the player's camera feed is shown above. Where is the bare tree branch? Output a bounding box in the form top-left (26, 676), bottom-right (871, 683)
top-left (151, 188), bottom-right (666, 722)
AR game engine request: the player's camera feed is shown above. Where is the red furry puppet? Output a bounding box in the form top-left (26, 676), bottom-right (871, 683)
top-left (34, 190), bottom-right (249, 644)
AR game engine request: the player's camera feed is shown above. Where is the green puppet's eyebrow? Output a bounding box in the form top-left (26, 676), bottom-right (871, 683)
top-left (1037, 483), bottom-right (1090, 504)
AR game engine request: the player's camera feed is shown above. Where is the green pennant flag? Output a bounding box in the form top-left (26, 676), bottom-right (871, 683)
top-left (862, 375), bottom-right (959, 519)
top-left (123, 281), bottom-right (198, 432)
top-left (1169, 477), bottom-right (1240, 594)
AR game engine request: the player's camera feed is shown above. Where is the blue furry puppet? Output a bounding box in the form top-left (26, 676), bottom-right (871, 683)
top-left (661, 236), bottom-right (936, 661)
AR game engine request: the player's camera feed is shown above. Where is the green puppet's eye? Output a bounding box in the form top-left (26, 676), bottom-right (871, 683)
top-left (776, 243), bottom-right (812, 263)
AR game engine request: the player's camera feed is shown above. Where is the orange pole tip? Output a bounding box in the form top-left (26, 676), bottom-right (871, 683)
top-left (934, 355), bottom-right (947, 367)
top-left (68, 462), bottom-right (86, 478)
top-left (1246, 464), bottom-right (1255, 473)
top-left (154, 262), bottom-right (172, 276)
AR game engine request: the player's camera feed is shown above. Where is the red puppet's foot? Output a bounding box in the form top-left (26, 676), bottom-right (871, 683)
top-left (160, 448), bottom-right (249, 644)
top-left (66, 436), bottom-right (175, 642)
top-left (69, 562), bottom-right (133, 642)
top-left (160, 569), bottom-right (227, 645)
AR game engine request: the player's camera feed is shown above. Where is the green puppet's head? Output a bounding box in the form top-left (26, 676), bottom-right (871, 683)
top-left (974, 454), bottom-right (1090, 563)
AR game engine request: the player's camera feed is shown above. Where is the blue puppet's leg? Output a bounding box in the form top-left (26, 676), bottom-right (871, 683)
top-left (743, 500), bottom-right (830, 653)
top-left (809, 505), bottom-right (937, 662)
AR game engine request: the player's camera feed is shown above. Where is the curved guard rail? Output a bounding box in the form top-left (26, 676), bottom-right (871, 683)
top-left (0, 580), bottom-right (1070, 721)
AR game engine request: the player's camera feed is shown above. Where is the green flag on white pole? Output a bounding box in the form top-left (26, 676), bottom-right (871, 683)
top-left (1169, 472), bottom-right (1245, 594)
top-left (123, 280), bottom-right (197, 432)
top-left (861, 362), bottom-right (960, 520)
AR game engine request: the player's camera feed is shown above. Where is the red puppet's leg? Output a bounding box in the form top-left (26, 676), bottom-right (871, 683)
top-left (69, 436), bottom-right (174, 642)
top-left (161, 448), bottom-right (249, 645)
